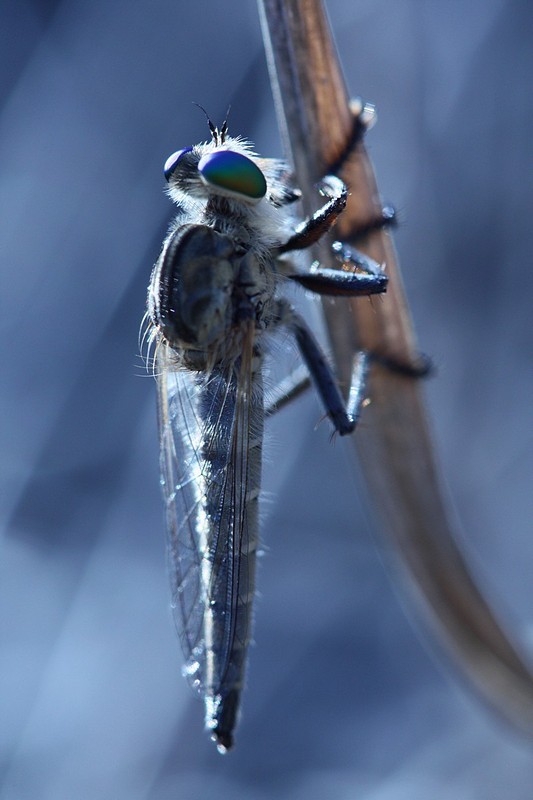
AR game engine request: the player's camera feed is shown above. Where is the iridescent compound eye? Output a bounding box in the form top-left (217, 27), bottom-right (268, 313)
top-left (198, 150), bottom-right (267, 202)
top-left (163, 147), bottom-right (193, 181)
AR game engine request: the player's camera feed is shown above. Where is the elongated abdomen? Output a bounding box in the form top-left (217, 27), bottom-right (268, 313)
top-left (197, 365), bottom-right (263, 751)
top-left (158, 349), bottom-right (264, 753)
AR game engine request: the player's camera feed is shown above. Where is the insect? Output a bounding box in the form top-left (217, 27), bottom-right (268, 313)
top-left (143, 109), bottom-right (390, 752)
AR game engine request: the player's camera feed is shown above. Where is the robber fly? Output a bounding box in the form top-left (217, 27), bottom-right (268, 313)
top-left (144, 109), bottom-right (388, 752)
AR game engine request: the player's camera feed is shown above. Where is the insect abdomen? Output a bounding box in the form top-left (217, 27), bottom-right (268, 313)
top-left (197, 367), bottom-right (264, 751)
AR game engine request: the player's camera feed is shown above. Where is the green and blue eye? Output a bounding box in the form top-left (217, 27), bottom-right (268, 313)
top-left (164, 147), bottom-right (193, 181)
top-left (198, 150), bottom-right (267, 202)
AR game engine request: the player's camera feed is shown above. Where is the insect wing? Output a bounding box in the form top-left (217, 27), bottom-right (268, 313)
top-left (156, 353), bottom-right (205, 685)
top-left (155, 335), bottom-right (261, 701)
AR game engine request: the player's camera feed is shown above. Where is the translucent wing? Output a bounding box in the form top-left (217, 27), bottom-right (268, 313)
top-left (155, 328), bottom-right (262, 745)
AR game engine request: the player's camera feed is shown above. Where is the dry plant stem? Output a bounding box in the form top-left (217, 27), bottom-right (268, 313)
top-left (259, 0), bottom-right (533, 736)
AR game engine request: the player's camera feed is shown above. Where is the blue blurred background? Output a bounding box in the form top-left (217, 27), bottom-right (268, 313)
top-left (2, 1), bottom-right (533, 797)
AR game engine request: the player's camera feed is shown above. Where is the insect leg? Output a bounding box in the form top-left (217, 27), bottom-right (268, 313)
top-left (277, 176), bottom-right (347, 254)
top-left (368, 350), bottom-right (433, 379)
top-left (346, 204), bottom-right (397, 241)
top-left (276, 302), bottom-right (368, 435)
top-left (328, 98), bottom-right (396, 241)
top-left (267, 293), bottom-right (429, 430)
top-left (264, 365), bottom-right (311, 418)
top-left (277, 99), bottom-right (397, 255)
top-left (293, 315), bottom-right (368, 435)
top-left (287, 236), bottom-right (432, 378)
top-left (287, 242), bottom-right (388, 297)
top-left (326, 96), bottom-right (377, 176)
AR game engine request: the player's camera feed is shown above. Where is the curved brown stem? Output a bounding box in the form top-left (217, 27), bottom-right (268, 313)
top-left (259, 0), bottom-right (533, 735)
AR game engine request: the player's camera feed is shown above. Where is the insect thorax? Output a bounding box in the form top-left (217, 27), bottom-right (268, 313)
top-left (149, 217), bottom-right (276, 370)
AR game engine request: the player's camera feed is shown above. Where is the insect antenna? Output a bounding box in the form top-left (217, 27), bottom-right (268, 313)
top-left (193, 102), bottom-right (219, 144)
top-left (193, 102), bottom-right (232, 144)
top-left (219, 105), bottom-right (231, 143)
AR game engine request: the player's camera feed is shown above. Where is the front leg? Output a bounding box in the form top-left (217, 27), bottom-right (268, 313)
top-left (277, 176), bottom-right (347, 254)
top-left (279, 177), bottom-right (395, 256)
top-left (278, 100), bottom-right (396, 257)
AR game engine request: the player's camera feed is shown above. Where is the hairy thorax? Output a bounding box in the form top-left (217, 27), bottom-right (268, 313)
top-left (149, 220), bottom-right (276, 371)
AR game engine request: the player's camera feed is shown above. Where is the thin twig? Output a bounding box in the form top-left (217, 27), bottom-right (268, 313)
top-left (259, 0), bottom-right (533, 735)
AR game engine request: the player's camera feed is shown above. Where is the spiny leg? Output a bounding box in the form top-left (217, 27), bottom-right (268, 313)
top-left (277, 99), bottom-right (397, 256)
top-left (278, 175), bottom-right (347, 254)
top-left (270, 300), bottom-right (369, 436)
top-left (287, 241), bottom-right (388, 297)
top-left (264, 311), bottom-right (431, 427)
top-left (274, 98), bottom-right (429, 394)
top-left (292, 314), bottom-right (369, 436)
top-left (324, 102), bottom-right (430, 375)
top-left (326, 96), bottom-right (377, 176)
top-left (263, 344), bottom-right (431, 425)
top-left (290, 241), bottom-right (432, 376)
top-left (329, 98), bottom-right (397, 241)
